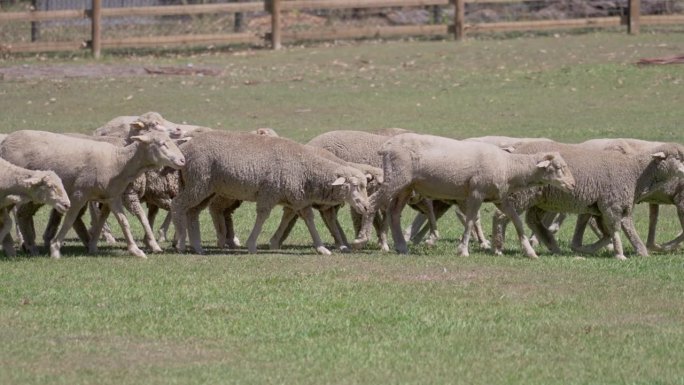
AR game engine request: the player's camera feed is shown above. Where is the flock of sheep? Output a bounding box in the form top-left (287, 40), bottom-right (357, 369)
top-left (1, 111), bottom-right (683, 260)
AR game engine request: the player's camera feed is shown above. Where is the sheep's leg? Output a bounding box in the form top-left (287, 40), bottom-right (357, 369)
top-left (525, 207), bottom-right (562, 254)
top-left (374, 211), bottom-right (390, 252)
top-left (224, 203), bottom-right (242, 248)
top-left (209, 200), bottom-right (229, 248)
top-left (89, 202), bottom-right (116, 244)
top-left (646, 204), bottom-right (661, 251)
top-left (299, 206), bottom-right (332, 255)
top-left (570, 213), bottom-right (592, 252)
top-left (407, 199), bottom-right (450, 244)
top-left (491, 208), bottom-right (510, 255)
top-left (16, 202), bottom-right (41, 256)
top-left (246, 202), bottom-right (274, 254)
top-left (87, 204), bottom-right (111, 254)
top-left (269, 207), bottom-right (298, 250)
top-left (457, 197), bottom-right (484, 257)
top-left (123, 189), bottom-right (162, 253)
top-left (72, 209), bottom-right (92, 248)
top-left (171, 186), bottom-right (212, 253)
top-left (42, 208), bottom-right (62, 249)
top-left (49, 200), bottom-right (88, 259)
top-left (0, 209), bottom-right (16, 257)
top-left (601, 213), bottom-right (626, 260)
top-left (496, 201), bottom-right (537, 259)
top-left (389, 190), bottom-right (413, 254)
top-left (658, 198), bottom-right (684, 251)
top-left (12, 206), bottom-right (23, 248)
top-left (454, 202), bottom-right (489, 250)
top-left (621, 215), bottom-right (648, 257)
top-left (108, 198), bottom-right (146, 258)
top-left (187, 205), bottom-right (203, 254)
top-left (156, 211), bottom-right (173, 244)
top-left (319, 206), bottom-right (350, 252)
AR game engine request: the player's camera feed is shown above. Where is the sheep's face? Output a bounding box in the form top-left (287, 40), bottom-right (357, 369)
top-left (28, 172), bottom-right (71, 214)
top-left (536, 153), bottom-right (575, 192)
top-left (130, 114), bottom-right (183, 139)
top-left (332, 174), bottom-right (370, 214)
top-left (132, 132), bottom-right (186, 169)
top-left (650, 150), bottom-right (684, 179)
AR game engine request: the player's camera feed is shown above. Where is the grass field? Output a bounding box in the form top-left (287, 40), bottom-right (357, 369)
top-left (1, 30), bottom-right (684, 384)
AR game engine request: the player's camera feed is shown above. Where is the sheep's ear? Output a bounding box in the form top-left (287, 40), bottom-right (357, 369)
top-left (536, 159), bottom-right (552, 169)
top-left (175, 137), bottom-right (192, 145)
top-left (365, 173), bottom-right (373, 182)
top-left (502, 146), bottom-right (515, 153)
top-left (331, 176), bottom-right (347, 186)
top-left (651, 152), bottom-right (666, 160)
top-left (130, 134), bottom-right (152, 144)
top-left (22, 176), bottom-right (43, 187)
top-left (130, 121), bottom-right (145, 129)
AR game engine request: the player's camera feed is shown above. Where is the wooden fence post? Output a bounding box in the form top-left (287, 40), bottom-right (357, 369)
top-left (30, 0), bottom-right (40, 42)
top-left (91, 0), bottom-right (102, 58)
top-left (628, 0), bottom-right (640, 34)
top-left (452, 0), bottom-right (464, 40)
top-left (268, 0), bottom-right (282, 50)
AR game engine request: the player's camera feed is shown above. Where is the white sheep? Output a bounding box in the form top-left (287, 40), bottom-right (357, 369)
top-left (306, 130), bottom-right (439, 251)
top-left (171, 131), bottom-right (371, 255)
top-left (494, 141), bottom-right (684, 260)
top-left (0, 129), bottom-right (185, 259)
top-left (0, 158), bottom-right (71, 256)
top-left (370, 133), bottom-right (575, 258)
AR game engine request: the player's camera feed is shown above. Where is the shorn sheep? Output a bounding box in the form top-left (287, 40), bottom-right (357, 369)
top-left (369, 133), bottom-right (575, 258)
top-left (0, 158), bottom-right (71, 256)
top-left (171, 131), bottom-right (371, 255)
top-left (0, 129), bottom-right (185, 259)
top-left (494, 141), bottom-right (684, 260)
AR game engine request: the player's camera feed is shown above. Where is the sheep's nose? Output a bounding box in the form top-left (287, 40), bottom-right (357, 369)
top-left (176, 157), bottom-right (186, 167)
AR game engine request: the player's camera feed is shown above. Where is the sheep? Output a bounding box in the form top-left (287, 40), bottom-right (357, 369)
top-left (267, 158), bottom-right (383, 252)
top-left (305, 130), bottom-right (439, 251)
top-left (404, 135), bottom-right (555, 246)
top-left (577, 138), bottom-right (679, 251)
top-left (493, 141), bottom-right (684, 260)
top-left (94, 111), bottom-right (211, 140)
top-left (369, 133), bottom-right (575, 258)
top-left (0, 129), bottom-right (185, 259)
top-left (0, 158), bottom-right (71, 256)
top-left (171, 131), bottom-right (371, 255)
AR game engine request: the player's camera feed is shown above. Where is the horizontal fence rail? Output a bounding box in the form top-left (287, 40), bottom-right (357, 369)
top-left (0, 0), bottom-right (682, 57)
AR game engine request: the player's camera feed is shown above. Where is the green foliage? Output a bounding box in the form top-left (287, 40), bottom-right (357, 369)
top-left (1, 32), bottom-right (684, 384)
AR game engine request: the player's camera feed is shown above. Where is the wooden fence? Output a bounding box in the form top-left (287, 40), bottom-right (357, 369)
top-left (1, 0), bottom-right (683, 57)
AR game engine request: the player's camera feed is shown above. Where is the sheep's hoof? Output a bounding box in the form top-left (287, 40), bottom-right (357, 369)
top-left (129, 247), bottom-right (147, 259)
top-left (379, 242), bottom-right (390, 252)
top-left (615, 254), bottom-right (627, 261)
top-left (232, 237), bottom-right (241, 247)
top-left (395, 246), bottom-right (409, 254)
top-left (103, 233), bottom-right (117, 244)
top-left (88, 243), bottom-right (99, 254)
top-left (269, 240), bottom-right (280, 250)
top-left (338, 245), bottom-right (351, 253)
top-left (526, 253), bottom-right (539, 260)
top-left (479, 240), bottom-right (492, 250)
top-left (156, 231), bottom-right (167, 243)
top-left (316, 246), bottom-right (332, 256)
top-left (647, 243), bottom-right (664, 252)
top-left (49, 243), bottom-right (61, 259)
top-left (493, 249), bottom-right (503, 256)
top-left (351, 238), bottom-right (368, 250)
top-left (457, 245), bottom-right (469, 257)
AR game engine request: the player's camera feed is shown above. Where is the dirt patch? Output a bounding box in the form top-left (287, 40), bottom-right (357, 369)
top-left (0, 63), bottom-right (223, 80)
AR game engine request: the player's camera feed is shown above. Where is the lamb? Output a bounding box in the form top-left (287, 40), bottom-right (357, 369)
top-left (493, 141), bottom-right (684, 260)
top-left (0, 158), bottom-right (71, 256)
top-left (267, 158), bottom-right (383, 252)
top-left (171, 131), bottom-right (370, 255)
top-left (369, 133), bottom-right (575, 257)
top-left (305, 130), bottom-right (439, 251)
top-left (0, 129), bottom-right (185, 259)
top-left (577, 138), bottom-right (680, 251)
top-left (94, 111), bottom-right (211, 140)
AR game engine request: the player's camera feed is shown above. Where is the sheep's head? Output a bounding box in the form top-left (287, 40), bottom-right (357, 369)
top-left (130, 111), bottom-right (183, 139)
top-left (535, 152), bottom-right (575, 192)
top-left (331, 170), bottom-right (370, 214)
top-left (24, 171), bottom-right (71, 214)
top-left (131, 131), bottom-right (186, 169)
top-left (650, 144), bottom-right (684, 179)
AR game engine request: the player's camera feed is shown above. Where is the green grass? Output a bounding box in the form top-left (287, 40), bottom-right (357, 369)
top-left (1, 31), bottom-right (684, 384)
